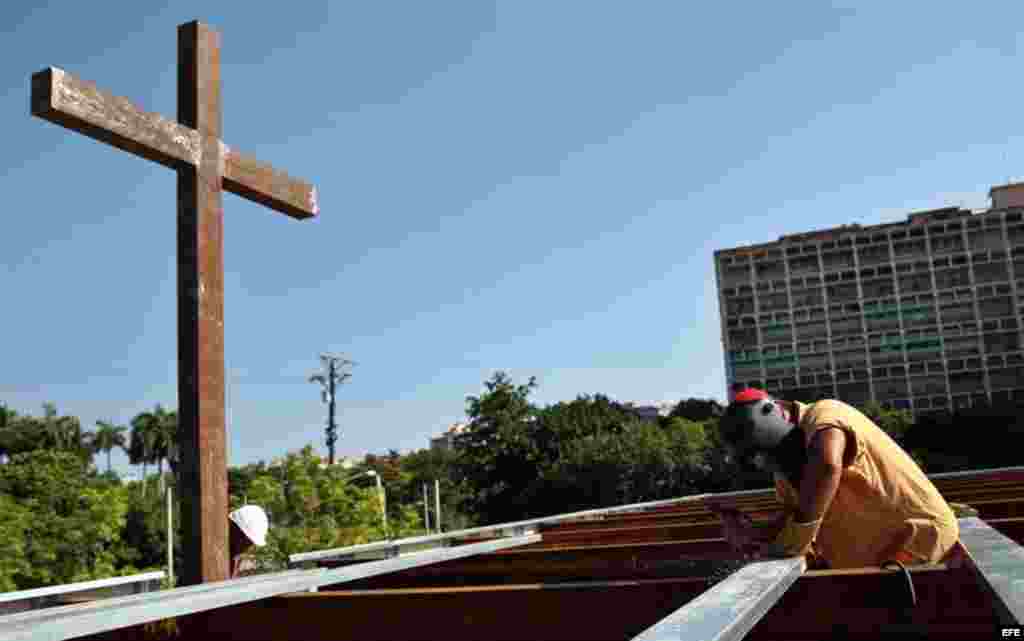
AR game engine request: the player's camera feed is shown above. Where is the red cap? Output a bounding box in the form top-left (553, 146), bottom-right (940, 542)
top-left (733, 387), bottom-right (769, 403)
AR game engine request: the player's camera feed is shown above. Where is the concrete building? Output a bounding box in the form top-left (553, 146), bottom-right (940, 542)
top-left (430, 422), bottom-right (469, 451)
top-left (622, 401), bottom-right (677, 422)
top-left (714, 182), bottom-right (1024, 414)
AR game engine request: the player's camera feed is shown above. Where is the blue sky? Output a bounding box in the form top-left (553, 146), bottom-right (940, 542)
top-left (3, 2), bottom-right (1022, 474)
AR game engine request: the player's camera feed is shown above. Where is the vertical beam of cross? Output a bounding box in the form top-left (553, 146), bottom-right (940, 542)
top-left (31, 20), bottom-right (319, 586)
top-left (177, 21), bottom-right (228, 586)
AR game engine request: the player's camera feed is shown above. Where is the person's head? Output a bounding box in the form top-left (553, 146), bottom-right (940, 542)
top-left (719, 388), bottom-right (798, 474)
top-left (229, 505), bottom-right (269, 558)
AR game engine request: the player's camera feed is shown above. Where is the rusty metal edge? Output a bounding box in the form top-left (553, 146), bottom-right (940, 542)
top-left (290, 465), bottom-right (1024, 566)
top-left (959, 516), bottom-right (1024, 625)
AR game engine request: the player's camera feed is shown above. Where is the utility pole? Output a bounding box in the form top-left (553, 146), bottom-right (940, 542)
top-left (422, 483), bottom-right (430, 532)
top-left (167, 485), bottom-right (174, 587)
top-left (434, 479), bottom-right (442, 534)
top-left (309, 353), bottom-right (355, 465)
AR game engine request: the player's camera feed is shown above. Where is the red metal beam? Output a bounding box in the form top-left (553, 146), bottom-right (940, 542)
top-left (89, 568), bottom-right (997, 641)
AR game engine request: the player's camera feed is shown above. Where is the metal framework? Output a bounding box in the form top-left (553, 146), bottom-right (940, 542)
top-left (3, 465), bottom-right (1023, 640)
top-left (630, 557), bottom-right (806, 641)
top-left (289, 466), bottom-right (1024, 565)
top-left (958, 516), bottom-right (1024, 624)
top-left (0, 572), bottom-right (165, 616)
top-left (289, 488), bottom-right (770, 565)
top-left (0, 535), bottom-right (539, 641)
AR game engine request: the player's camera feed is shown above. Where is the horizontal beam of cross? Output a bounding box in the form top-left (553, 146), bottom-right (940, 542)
top-left (31, 67), bottom-right (317, 220)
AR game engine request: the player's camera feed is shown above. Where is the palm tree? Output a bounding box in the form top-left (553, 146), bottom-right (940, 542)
top-left (39, 403), bottom-right (89, 460)
top-left (130, 411), bottom-right (156, 495)
top-left (92, 421), bottom-right (128, 474)
top-left (129, 405), bottom-right (179, 495)
top-left (149, 405), bottom-right (177, 492)
top-left (0, 404), bottom-right (20, 462)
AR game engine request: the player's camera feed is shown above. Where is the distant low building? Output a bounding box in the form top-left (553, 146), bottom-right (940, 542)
top-left (430, 422), bottom-right (469, 451)
top-left (623, 401), bottom-right (676, 422)
top-left (269, 454), bottom-right (358, 470)
top-left (320, 456), bottom-right (358, 470)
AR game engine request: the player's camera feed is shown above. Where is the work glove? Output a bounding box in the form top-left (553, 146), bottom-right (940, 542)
top-left (760, 516), bottom-right (823, 558)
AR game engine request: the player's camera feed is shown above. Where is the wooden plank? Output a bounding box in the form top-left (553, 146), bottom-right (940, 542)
top-left (176, 19), bottom-right (229, 587)
top-left (223, 149), bottom-right (318, 220)
top-left (629, 557), bottom-right (805, 641)
top-left (31, 69), bottom-right (318, 223)
top-left (959, 516), bottom-right (1024, 624)
top-left (31, 67), bottom-right (199, 170)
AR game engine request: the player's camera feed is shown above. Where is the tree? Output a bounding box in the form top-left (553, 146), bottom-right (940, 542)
top-left (534, 422), bottom-right (679, 513)
top-left (0, 493), bottom-right (31, 591)
top-left (667, 398), bottom-right (725, 423)
top-left (859, 401), bottom-right (913, 444)
top-left (149, 406), bottom-right (178, 489)
top-left (233, 446), bottom-right (421, 572)
top-left (91, 421), bottom-right (128, 474)
top-left (451, 372), bottom-right (541, 524)
top-left (129, 411), bottom-right (156, 494)
top-left (128, 405), bottom-right (179, 494)
top-left (0, 450), bottom-right (130, 589)
top-left (0, 404), bottom-right (92, 463)
top-left (395, 447), bottom-right (473, 532)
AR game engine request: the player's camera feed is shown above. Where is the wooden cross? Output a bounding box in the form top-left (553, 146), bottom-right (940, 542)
top-left (31, 21), bottom-right (318, 585)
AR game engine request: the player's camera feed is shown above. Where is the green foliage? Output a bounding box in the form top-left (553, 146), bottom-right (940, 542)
top-left (859, 401), bottom-right (913, 443)
top-left (0, 493), bottom-right (31, 592)
top-left (129, 405), bottom-right (178, 486)
top-left (230, 445), bottom-right (423, 573)
top-left (121, 482), bottom-right (179, 576)
top-left (451, 372), bottom-right (541, 524)
top-left (394, 447), bottom-right (473, 532)
top-left (0, 450), bottom-right (130, 589)
top-left (91, 420), bottom-right (129, 474)
top-left (451, 373), bottom-right (757, 523)
top-left (667, 398), bottom-right (724, 423)
top-left (535, 421), bottom-right (678, 513)
top-left (0, 403), bottom-right (93, 463)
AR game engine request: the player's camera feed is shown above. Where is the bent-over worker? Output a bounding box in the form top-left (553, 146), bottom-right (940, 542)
top-left (714, 388), bottom-right (959, 569)
top-left (229, 505), bottom-right (269, 578)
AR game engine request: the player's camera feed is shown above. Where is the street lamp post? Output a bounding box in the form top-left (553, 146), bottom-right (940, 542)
top-left (374, 472), bottom-right (388, 536)
top-left (345, 470), bottom-right (388, 537)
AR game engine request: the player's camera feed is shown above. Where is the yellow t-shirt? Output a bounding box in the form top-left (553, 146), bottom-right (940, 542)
top-left (773, 399), bottom-right (959, 569)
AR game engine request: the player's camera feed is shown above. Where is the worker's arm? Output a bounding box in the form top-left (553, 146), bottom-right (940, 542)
top-left (757, 428), bottom-right (846, 558)
top-left (794, 427), bottom-right (846, 523)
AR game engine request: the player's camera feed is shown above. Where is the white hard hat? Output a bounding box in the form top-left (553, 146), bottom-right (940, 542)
top-left (229, 505), bottom-right (269, 546)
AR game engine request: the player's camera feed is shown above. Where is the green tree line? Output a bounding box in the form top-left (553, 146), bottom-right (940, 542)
top-left (2, 376), bottom-right (1019, 591)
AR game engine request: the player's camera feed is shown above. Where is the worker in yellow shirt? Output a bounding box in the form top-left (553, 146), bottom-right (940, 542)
top-left (713, 388), bottom-right (960, 569)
